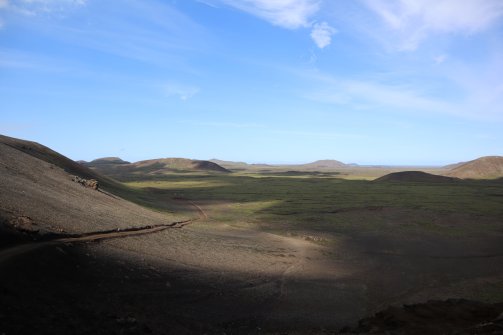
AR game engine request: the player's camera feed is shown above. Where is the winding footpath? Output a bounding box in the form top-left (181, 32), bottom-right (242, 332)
top-left (0, 199), bottom-right (207, 264)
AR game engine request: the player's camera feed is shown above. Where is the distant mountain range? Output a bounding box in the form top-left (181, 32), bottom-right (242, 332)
top-left (210, 159), bottom-right (352, 170)
top-left (1, 134), bottom-right (502, 181)
top-left (210, 157), bottom-right (503, 179)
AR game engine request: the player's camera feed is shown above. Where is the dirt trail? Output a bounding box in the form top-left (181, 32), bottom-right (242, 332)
top-left (0, 221), bottom-right (187, 264)
top-left (0, 198), bottom-right (208, 264)
top-left (172, 196), bottom-right (208, 220)
top-left (187, 200), bottom-right (208, 220)
top-left (276, 236), bottom-right (312, 298)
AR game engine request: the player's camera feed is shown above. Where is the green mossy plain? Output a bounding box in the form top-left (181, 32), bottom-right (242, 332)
top-left (120, 171), bottom-right (503, 238)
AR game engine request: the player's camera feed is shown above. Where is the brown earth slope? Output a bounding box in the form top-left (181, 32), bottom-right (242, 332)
top-left (0, 136), bottom-right (187, 235)
top-left (447, 156), bottom-right (503, 179)
top-left (0, 135), bottom-right (125, 193)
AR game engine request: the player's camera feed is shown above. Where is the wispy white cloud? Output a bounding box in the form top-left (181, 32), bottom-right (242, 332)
top-left (1, 1), bottom-right (211, 69)
top-left (0, 48), bottom-right (79, 72)
top-left (164, 82), bottom-right (199, 101)
top-left (215, 0), bottom-right (320, 29)
top-left (433, 54), bottom-right (448, 64)
top-left (310, 21), bottom-right (336, 48)
top-left (305, 75), bottom-right (452, 115)
top-left (2, 0), bottom-right (86, 16)
top-left (0, 0), bottom-right (87, 31)
top-left (363, 0), bottom-right (503, 50)
top-left (291, 65), bottom-right (503, 121)
top-left (210, 0), bottom-right (339, 48)
top-left (196, 0), bottom-right (220, 9)
top-left (442, 53), bottom-right (503, 120)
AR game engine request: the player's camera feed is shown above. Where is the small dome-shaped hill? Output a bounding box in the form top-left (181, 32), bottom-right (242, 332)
top-left (302, 159), bottom-right (347, 169)
top-left (374, 171), bottom-right (459, 183)
top-left (446, 156), bottom-right (503, 179)
top-left (89, 157), bottom-right (130, 165)
top-left (134, 158), bottom-right (229, 173)
top-left (191, 159), bottom-right (229, 172)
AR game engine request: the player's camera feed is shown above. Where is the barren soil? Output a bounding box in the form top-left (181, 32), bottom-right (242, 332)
top-left (1, 136), bottom-right (503, 334)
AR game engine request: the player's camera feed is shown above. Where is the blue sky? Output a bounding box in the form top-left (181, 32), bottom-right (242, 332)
top-left (1, 0), bottom-right (503, 165)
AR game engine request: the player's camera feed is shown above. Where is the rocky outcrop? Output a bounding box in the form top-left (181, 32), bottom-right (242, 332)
top-left (71, 176), bottom-right (99, 190)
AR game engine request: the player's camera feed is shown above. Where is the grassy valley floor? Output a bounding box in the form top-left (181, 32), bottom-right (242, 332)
top-left (2, 166), bottom-right (503, 334)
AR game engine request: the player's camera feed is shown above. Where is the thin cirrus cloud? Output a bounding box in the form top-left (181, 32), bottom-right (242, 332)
top-left (211, 0), bottom-right (335, 49)
top-left (164, 83), bottom-right (200, 101)
top-left (0, 0), bottom-right (86, 16)
top-left (1, 1), bottom-right (211, 69)
top-left (433, 54), bottom-right (448, 64)
top-left (363, 0), bottom-right (503, 50)
top-left (216, 0), bottom-right (320, 29)
top-left (297, 64), bottom-right (503, 121)
top-left (0, 0), bottom-right (86, 32)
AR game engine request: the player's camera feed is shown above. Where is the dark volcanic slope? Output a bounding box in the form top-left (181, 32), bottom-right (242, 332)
top-left (374, 171), bottom-right (459, 183)
top-left (447, 156), bottom-right (503, 179)
top-left (0, 135), bottom-right (185, 234)
top-left (0, 135), bottom-right (124, 193)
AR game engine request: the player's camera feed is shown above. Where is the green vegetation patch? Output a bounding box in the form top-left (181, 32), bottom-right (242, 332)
top-left (122, 171), bottom-right (503, 238)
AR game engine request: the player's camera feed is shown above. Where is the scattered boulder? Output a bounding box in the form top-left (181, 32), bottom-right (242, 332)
top-left (71, 175), bottom-right (99, 190)
top-left (8, 216), bottom-right (38, 233)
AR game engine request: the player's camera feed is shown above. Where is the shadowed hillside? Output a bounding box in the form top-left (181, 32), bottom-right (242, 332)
top-left (374, 171), bottom-right (459, 183)
top-left (447, 156), bottom-right (503, 179)
top-left (342, 299), bottom-right (503, 335)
